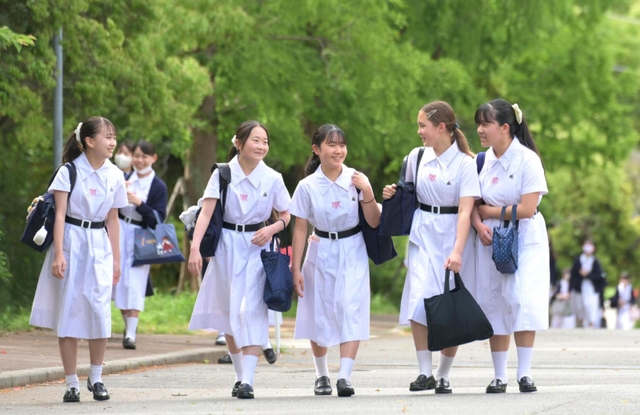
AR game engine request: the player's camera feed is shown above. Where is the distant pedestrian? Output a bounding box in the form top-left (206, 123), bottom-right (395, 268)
top-left (610, 272), bottom-right (637, 330)
top-left (550, 268), bottom-right (574, 328)
top-left (30, 117), bottom-right (128, 403)
top-left (570, 238), bottom-right (605, 329)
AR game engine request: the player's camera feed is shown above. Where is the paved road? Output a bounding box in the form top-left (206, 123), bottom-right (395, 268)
top-left (1, 323), bottom-right (639, 414)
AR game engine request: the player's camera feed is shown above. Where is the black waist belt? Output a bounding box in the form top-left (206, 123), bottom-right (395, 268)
top-left (222, 221), bottom-right (266, 232)
top-left (118, 212), bottom-right (144, 227)
top-left (315, 225), bottom-right (362, 240)
top-left (65, 216), bottom-right (106, 229)
top-left (419, 203), bottom-right (459, 214)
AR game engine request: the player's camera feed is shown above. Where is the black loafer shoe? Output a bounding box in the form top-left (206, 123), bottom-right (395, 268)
top-left (409, 374), bottom-right (436, 391)
top-left (87, 378), bottom-right (110, 401)
top-left (314, 375), bottom-right (332, 395)
top-left (486, 379), bottom-right (507, 393)
top-left (231, 381), bottom-right (241, 397)
top-left (336, 378), bottom-right (354, 397)
top-left (518, 376), bottom-right (537, 393)
top-left (236, 383), bottom-right (254, 399)
top-left (218, 353), bottom-right (232, 364)
top-left (62, 387), bottom-right (80, 403)
top-left (435, 378), bottom-right (452, 394)
top-left (263, 348), bottom-right (277, 364)
top-left (123, 337), bottom-right (136, 350)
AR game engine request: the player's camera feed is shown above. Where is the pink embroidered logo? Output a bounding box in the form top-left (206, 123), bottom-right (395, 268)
top-left (240, 194), bottom-right (248, 202)
top-left (88, 188), bottom-right (97, 196)
top-left (331, 201), bottom-right (341, 209)
top-left (490, 177), bottom-right (499, 185)
top-left (428, 174), bottom-right (437, 182)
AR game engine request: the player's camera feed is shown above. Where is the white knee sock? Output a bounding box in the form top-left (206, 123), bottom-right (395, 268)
top-left (338, 357), bottom-right (355, 381)
top-left (263, 341), bottom-right (273, 350)
top-left (491, 351), bottom-right (509, 383)
top-left (125, 317), bottom-right (138, 340)
top-left (89, 364), bottom-right (103, 385)
top-left (230, 352), bottom-right (243, 382)
top-left (65, 374), bottom-right (79, 389)
top-left (241, 355), bottom-right (259, 386)
top-left (516, 347), bottom-right (533, 381)
top-left (436, 354), bottom-right (455, 381)
top-left (313, 354), bottom-right (329, 378)
top-left (416, 350), bottom-right (433, 377)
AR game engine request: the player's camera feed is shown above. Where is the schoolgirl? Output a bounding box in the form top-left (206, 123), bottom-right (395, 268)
top-left (570, 238), bottom-right (605, 328)
top-left (114, 140), bottom-right (134, 176)
top-left (112, 140), bottom-right (168, 350)
top-left (290, 124), bottom-right (381, 397)
top-left (188, 120), bottom-right (291, 399)
top-left (382, 101), bottom-right (479, 394)
top-left (29, 117), bottom-right (128, 402)
top-left (472, 99), bottom-right (549, 393)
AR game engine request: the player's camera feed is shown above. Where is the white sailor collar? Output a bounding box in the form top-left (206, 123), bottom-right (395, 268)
top-left (486, 136), bottom-right (521, 171)
top-left (313, 164), bottom-right (353, 195)
top-left (436, 140), bottom-right (461, 167)
top-left (74, 152), bottom-right (115, 181)
top-left (229, 156), bottom-right (268, 188)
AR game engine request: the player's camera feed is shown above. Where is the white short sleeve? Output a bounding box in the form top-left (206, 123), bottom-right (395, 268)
top-left (272, 174), bottom-right (291, 212)
top-left (112, 172), bottom-right (129, 208)
top-left (202, 169), bottom-right (221, 199)
top-left (404, 147), bottom-right (423, 182)
top-left (290, 182), bottom-right (311, 220)
top-left (459, 157), bottom-right (481, 199)
top-left (521, 154), bottom-right (548, 196)
top-left (48, 165), bottom-right (72, 193)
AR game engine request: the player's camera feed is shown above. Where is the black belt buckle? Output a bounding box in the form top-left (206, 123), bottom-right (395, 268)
top-left (235, 223), bottom-right (245, 232)
top-left (431, 205), bottom-right (440, 214)
top-left (329, 231), bottom-right (338, 240)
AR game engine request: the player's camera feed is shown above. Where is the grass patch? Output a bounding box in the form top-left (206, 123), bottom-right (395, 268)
top-left (0, 306), bottom-right (32, 333)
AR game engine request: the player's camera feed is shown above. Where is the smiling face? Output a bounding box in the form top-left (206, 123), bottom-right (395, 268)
top-left (313, 132), bottom-right (347, 171)
top-left (416, 110), bottom-right (442, 147)
top-left (86, 123), bottom-right (117, 160)
top-left (132, 147), bottom-right (157, 172)
top-left (238, 126), bottom-right (269, 163)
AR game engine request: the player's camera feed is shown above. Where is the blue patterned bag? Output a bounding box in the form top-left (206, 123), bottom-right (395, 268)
top-left (262, 236), bottom-right (293, 312)
top-left (492, 205), bottom-right (519, 274)
top-left (133, 211), bottom-right (185, 266)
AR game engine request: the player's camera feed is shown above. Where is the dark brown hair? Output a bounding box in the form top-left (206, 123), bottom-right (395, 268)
top-left (62, 116), bottom-right (115, 163)
top-left (420, 101), bottom-right (473, 157)
top-left (304, 124), bottom-right (347, 176)
top-left (227, 120), bottom-right (269, 161)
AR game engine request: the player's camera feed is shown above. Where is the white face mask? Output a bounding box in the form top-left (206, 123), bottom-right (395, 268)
top-left (582, 244), bottom-right (595, 255)
top-left (135, 165), bottom-right (153, 175)
top-left (114, 154), bottom-right (132, 170)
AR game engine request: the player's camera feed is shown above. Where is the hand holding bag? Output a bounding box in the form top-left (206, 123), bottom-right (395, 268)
top-left (133, 211), bottom-right (185, 266)
top-left (380, 148), bottom-right (425, 236)
top-left (424, 269), bottom-right (494, 351)
top-left (262, 235), bottom-right (294, 312)
top-left (492, 205), bottom-right (519, 274)
top-left (357, 189), bottom-right (397, 265)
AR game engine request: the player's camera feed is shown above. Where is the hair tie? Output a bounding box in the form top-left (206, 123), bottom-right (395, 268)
top-left (454, 122), bottom-right (460, 130)
top-left (230, 135), bottom-right (237, 146)
top-left (512, 103), bottom-right (523, 124)
top-left (75, 122), bottom-right (83, 143)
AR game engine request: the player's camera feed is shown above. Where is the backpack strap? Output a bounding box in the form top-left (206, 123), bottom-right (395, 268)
top-left (211, 163), bottom-right (231, 214)
top-left (476, 152), bottom-right (486, 174)
top-left (414, 147), bottom-right (425, 183)
top-left (65, 162), bottom-right (77, 195)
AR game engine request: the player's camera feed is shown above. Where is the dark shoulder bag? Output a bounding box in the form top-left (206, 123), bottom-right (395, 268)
top-left (188, 163), bottom-right (231, 257)
top-left (357, 189), bottom-right (397, 265)
top-left (20, 163), bottom-right (77, 252)
top-left (379, 148), bottom-right (425, 236)
top-left (492, 205), bottom-right (519, 274)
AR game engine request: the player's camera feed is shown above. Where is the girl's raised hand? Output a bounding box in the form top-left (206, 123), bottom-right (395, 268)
top-left (351, 171), bottom-right (372, 192)
top-left (382, 184), bottom-right (397, 200)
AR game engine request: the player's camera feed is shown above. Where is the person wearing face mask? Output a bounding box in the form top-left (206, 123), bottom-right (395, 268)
top-left (114, 140), bottom-right (134, 177)
top-left (111, 140), bottom-right (168, 349)
top-left (569, 238), bottom-right (605, 329)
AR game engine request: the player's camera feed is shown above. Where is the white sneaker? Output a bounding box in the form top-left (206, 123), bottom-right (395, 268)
top-left (215, 333), bottom-right (227, 346)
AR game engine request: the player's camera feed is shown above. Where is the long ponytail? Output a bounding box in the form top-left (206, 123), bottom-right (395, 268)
top-left (227, 120), bottom-right (269, 162)
top-left (420, 101), bottom-right (473, 157)
top-left (62, 116), bottom-right (115, 164)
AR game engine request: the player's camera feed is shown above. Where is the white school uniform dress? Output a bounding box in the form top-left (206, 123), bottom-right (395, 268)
top-left (399, 143), bottom-right (480, 326)
top-left (189, 156), bottom-right (290, 348)
top-left (579, 255), bottom-right (601, 328)
top-left (112, 170), bottom-right (155, 311)
top-left (475, 138), bottom-right (550, 335)
top-left (616, 283), bottom-right (634, 330)
top-left (290, 165), bottom-right (370, 348)
top-left (30, 153), bottom-right (128, 339)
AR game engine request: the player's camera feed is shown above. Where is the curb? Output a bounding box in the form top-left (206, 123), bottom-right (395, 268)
top-left (0, 348), bottom-right (226, 390)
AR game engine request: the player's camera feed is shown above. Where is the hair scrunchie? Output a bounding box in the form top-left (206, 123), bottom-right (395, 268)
top-left (75, 122), bottom-right (83, 143)
top-left (512, 104), bottom-right (523, 124)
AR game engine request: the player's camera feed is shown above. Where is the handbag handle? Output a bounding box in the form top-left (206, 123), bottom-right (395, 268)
top-left (399, 155), bottom-right (409, 182)
top-left (152, 210), bottom-right (164, 225)
top-left (498, 205), bottom-right (518, 230)
top-left (443, 268), bottom-right (465, 294)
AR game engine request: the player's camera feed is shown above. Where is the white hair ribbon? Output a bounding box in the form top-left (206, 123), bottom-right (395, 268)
top-left (512, 104), bottom-right (523, 125)
top-left (231, 135), bottom-right (237, 148)
top-left (75, 122), bottom-right (83, 143)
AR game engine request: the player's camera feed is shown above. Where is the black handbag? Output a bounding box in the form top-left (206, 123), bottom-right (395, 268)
top-left (20, 162), bottom-right (77, 252)
top-left (262, 236), bottom-right (293, 312)
top-left (492, 205), bottom-right (519, 274)
top-left (424, 269), bottom-right (494, 351)
top-left (188, 163), bottom-right (231, 257)
top-left (357, 189), bottom-right (397, 265)
top-left (380, 148), bottom-right (425, 236)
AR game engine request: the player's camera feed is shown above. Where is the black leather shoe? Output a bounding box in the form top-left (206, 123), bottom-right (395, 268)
top-left (62, 387), bottom-right (80, 402)
top-left (123, 337), bottom-right (136, 350)
top-left (435, 378), bottom-right (452, 394)
top-left (218, 353), bottom-right (232, 364)
top-left (87, 378), bottom-right (110, 401)
top-left (236, 383), bottom-right (254, 399)
top-left (409, 374), bottom-right (436, 391)
top-left (336, 378), bottom-right (354, 397)
top-left (518, 376), bottom-right (537, 392)
top-left (486, 379), bottom-right (507, 393)
top-left (314, 376), bottom-right (332, 395)
top-left (231, 381), bottom-right (241, 397)
top-left (263, 348), bottom-right (277, 364)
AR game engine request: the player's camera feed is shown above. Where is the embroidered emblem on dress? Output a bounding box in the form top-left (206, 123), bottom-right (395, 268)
top-left (240, 194), bottom-right (248, 202)
top-left (331, 201), bottom-right (341, 209)
top-left (509, 174), bottom-right (513, 179)
top-left (490, 177), bottom-right (499, 185)
top-left (88, 188), bottom-right (98, 196)
top-left (427, 174), bottom-right (437, 182)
